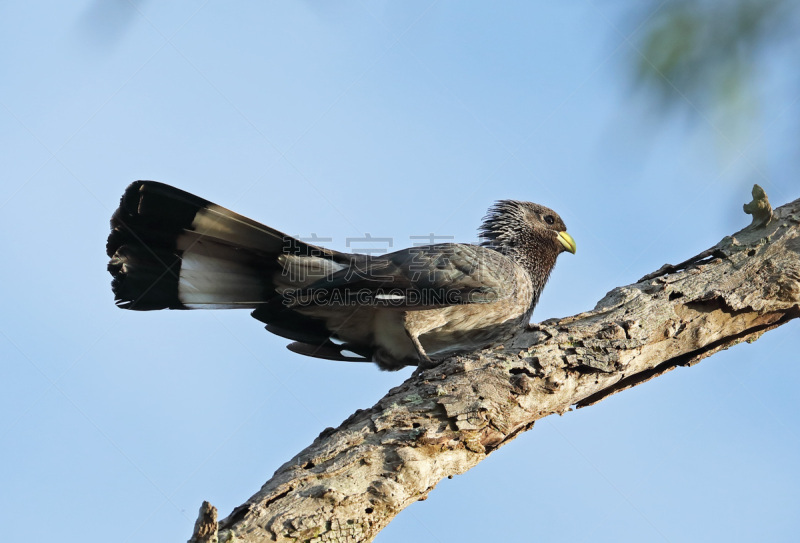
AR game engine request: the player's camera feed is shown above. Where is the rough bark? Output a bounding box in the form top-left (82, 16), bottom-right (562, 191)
top-left (192, 188), bottom-right (800, 543)
top-left (189, 501), bottom-right (219, 543)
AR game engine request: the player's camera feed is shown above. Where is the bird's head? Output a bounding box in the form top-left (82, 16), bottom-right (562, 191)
top-left (479, 200), bottom-right (576, 269)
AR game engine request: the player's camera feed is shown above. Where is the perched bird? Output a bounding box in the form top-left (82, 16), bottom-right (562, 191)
top-left (107, 181), bottom-right (575, 370)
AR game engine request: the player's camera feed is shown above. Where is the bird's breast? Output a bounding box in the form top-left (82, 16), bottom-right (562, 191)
top-left (411, 266), bottom-right (535, 357)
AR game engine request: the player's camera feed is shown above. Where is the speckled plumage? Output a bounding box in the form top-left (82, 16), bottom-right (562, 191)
top-left (107, 182), bottom-right (575, 370)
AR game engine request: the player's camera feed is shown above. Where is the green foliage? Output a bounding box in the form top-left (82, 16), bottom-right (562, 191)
top-left (634, 0), bottom-right (792, 112)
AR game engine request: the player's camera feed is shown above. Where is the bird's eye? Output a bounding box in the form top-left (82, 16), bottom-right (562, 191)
top-left (544, 215), bottom-right (555, 225)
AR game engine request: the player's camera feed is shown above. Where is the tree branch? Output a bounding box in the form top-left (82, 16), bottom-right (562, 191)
top-left (196, 190), bottom-right (800, 543)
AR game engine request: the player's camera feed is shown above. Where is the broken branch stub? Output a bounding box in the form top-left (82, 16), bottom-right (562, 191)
top-left (743, 183), bottom-right (774, 227)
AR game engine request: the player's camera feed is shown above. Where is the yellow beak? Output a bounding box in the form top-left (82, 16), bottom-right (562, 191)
top-left (557, 231), bottom-right (576, 254)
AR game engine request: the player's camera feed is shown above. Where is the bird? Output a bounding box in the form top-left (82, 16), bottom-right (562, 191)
top-left (106, 181), bottom-right (575, 371)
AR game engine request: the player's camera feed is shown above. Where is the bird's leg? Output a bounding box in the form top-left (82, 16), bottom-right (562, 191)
top-left (406, 330), bottom-right (435, 369)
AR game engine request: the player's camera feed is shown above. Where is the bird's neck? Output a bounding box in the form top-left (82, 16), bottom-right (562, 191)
top-left (507, 245), bottom-right (558, 309)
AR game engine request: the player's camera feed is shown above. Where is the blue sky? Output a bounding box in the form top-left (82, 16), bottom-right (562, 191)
top-left (2, 1), bottom-right (798, 542)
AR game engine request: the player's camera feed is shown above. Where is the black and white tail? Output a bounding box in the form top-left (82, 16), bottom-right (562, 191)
top-left (106, 181), bottom-right (330, 311)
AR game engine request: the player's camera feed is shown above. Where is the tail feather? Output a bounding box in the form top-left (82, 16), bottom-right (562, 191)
top-left (108, 244), bottom-right (183, 310)
top-left (107, 181), bottom-right (322, 310)
top-left (177, 238), bottom-right (272, 308)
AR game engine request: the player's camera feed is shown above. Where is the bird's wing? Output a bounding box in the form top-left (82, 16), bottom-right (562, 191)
top-left (287, 243), bottom-right (519, 310)
top-left (285, 341), bottom-right (375, 363)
